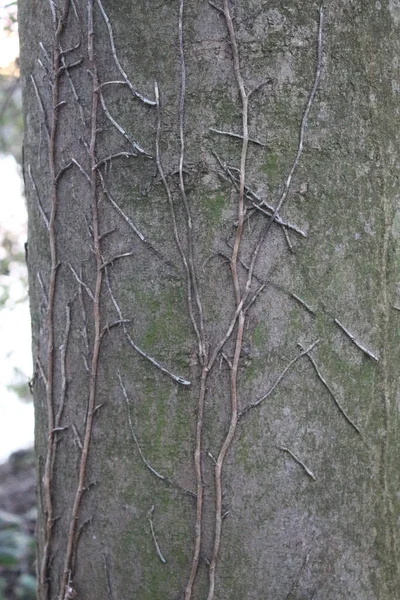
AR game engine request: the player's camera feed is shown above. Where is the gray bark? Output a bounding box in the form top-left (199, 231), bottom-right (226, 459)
top-left (18, 1), bottom-right (400, 599)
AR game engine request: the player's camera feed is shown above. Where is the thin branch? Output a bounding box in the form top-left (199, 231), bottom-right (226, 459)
top-left (37, 272), bottom-right (48, 306)
top-left (177, 13), bottom-right (206, 361)
top-left (243, 5), bottom-right (324, 300)
top-left (212, 150), bottom-right (307, 238)
top-left (98, 169), bottom-right (146, 242)
top-left (30, 74), bottom-right (50, 139)
top-left (209, 127), bottom-right (266, 146)
top-left (334, 318), bottom-right (379, 362)
top-left (239, 340), bottom-right (320, 419)
top-left (100, 319), bottom-right (131, 341)
top-left (94, 152), bottom-right (138, 169)
top-left (206, 0), bottom-right (252, 596)
top-left (99, 90), bottom-right (150, 156)
top-left (105, 269), bottom-right (191, 386)
top-left (278, 446), bottom-right (316, 481)
top-left (147, 506), bottom-right (167, 564)
top-left (154, 80), bottom-right (204, 362)
top-left (28, 164), bottom-right (49, 229)
top-left (95, 0), bottom-right (156, 105)
top-left (68, 264), bottom-right (95, 300)
top-left (71, 158), bottom-right (91, 182)
top-left (298, 342), bottom-right (361, 435)
top-left (100, 252), bottom-right (135, 270)
top-left (60, 3), bottom-right (105, 596)
top-left (40, 2), bottom-right (71, 596)
top-left (102, 554), bottom-right (114, 600)
top-left (55, 304), bottom-right (71, 429)
top-left (118, 373), bottom-right (166, 481)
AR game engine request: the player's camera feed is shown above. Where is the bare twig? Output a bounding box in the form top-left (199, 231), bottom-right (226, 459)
top-left (100, 252), bottom-right (135, 270)
top-left (278, 446), bottom-right (316, 481)
top-left (291, 294), bottom-right (316, 316)
top-left (55, 304), bottom-right (71, 429)
top-left (68, 264), bottom-right (95, 300)
top-left (154, 81), bottom-right (204, 363)
top-left (147, 506), bottom-right (167, 564)
top-left (94, 152), bottom-right (138, 169)
top-left (99, 90), bottom-right (150, 156)
top-left (60, 3), bottom-right (105, 596)
top-left (118, 372), bottom-right (166, 480)
top-left (28, 164), bottom-right (49, 229)
top-left (209, 127), bottom-right (266, 146)
top-left (243, 5), bottom-right (324, 299)
top-left (298, 342), bottom-right (361, 435)
top-left (30, 74), bottom-right (50, 139)
top-left (240, 340), bottom-right (320, 419)
top-left (95, 0), bottom-right (156, 105)
top-left (97, 169), bottom-right (146, 242)
top-left (105, 269), bottom-right (191, 386)
top-left (334, 318), bottom-right (379, 362)
top-left (102, 553), bottom-right (114, 600)
top-left (71, 158), bottom-right (91, 182)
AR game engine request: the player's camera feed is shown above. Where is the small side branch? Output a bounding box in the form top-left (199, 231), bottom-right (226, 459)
top-left (278, 446), bottom-right (316, 481)
top-left (28, 164), bottom-right (49, 229)
top-left (99, 91), bottom-right (149, 156)
top-left (117, 372), bottom-right (166, 481)
top-left (95, 0), bottom-right (156, 105)
top-left (98, 170), bottom-right (145, 242)
top-left (105, 270), bottom-right (191, 386)
top-left (239, 340), bottom-right (320, 419)
top-left (298, 342), bottom-right (361, 435)
top-left (209, 127), bottom-right (266, 147)
top-left (68, 265), bottom-right (95, 300)
top-left (147, 506), bottom-right (167, 564)
top-left (30, 74), bottom-right (50, 139)
top-left (334, 318), bottom-right (379, 362)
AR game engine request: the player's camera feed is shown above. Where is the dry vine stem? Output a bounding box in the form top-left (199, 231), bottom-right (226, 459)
top-left (58, 1), bottom-right (101, 596)
top-left (40, 2), bottom-right (71, 596)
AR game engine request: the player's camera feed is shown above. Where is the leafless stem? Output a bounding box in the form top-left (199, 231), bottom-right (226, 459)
top-left (278, 446), bottom-right (316, 481)
top-left (240, 340), bottom-right (320, 419)
top-left (55, 304), bottom-right (71, 429)
top-left (207, 312), bottom-right (245, 600)
top-left (244, 5), bottom-right (324, 298)
top-left (147, 506), bottom-right (167, 564)
top-left (209, 127), bottom-right (266, 146)
top-left (68, 264), bottom-right (95, 300)
top-left (102, 553), bottom-right (114, 600)
top-left (98, 169), bottom-right (145, 242)
top-left (334, 318), bottom-right (379, 362)
top-left (60, 2), bottom-right (105, 596)
top-left (105, 269), bottom-right (191, 386)
top-left (30, 74), bottom-right (50, 139)
top-left (99, 90), bottom-right (150, 156)
top-left (95, 0), bottom-right (156, 105)
top-left (39, 3), bottom-right (72, 597)
top-left (118, 373), bottom-right (166, 480)
top-left (28, 164), bottom-right (49, 229)
top-left (298, 342), bottom-right (361, 435)
top-left (177, 6), bottom-right (206, 362)
top-left (154, 81), bottom-right (204, 364)
top-left (94, 152), bottom-right (138, 169)
top-left (100, 252), bottom-right (135, 270)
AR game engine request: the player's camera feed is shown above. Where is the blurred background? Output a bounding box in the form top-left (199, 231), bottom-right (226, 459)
top-left (1, 2), bottom-right (36, 598)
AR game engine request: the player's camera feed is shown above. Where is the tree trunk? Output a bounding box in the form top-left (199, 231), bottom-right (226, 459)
top-left (18, 1), bottom-right (400, 599)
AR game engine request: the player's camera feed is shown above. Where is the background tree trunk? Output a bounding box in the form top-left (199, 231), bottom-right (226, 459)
top-left (18, 1), bottom-right (400, 599)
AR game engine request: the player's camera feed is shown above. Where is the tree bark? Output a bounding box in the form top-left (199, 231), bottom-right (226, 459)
top-left (18, 1), bottom-right (400, 599)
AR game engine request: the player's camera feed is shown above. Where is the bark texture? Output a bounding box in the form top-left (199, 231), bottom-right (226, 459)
top-left (19, 1), bottom-right (400, 599)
